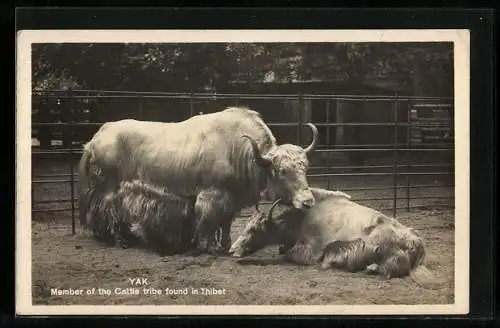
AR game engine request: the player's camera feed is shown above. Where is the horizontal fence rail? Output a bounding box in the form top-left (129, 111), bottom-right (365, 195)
top-left (33, 89), bottom-right (454, 100)
top-left (32, 122), bottom-right (451, 128)
top-left (31, 90), bottom-right (455, 234)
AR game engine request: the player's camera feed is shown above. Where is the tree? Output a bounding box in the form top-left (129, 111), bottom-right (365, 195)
top-left (32, 42), bottom-right (453, 97)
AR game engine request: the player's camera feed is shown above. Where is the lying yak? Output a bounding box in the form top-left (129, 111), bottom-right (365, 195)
top-left (85, 179), bottom-right (199, 255)
top-left (78, 106), bottom-right (319, 255)
top-left (228, 187), bottom-right (442, 288)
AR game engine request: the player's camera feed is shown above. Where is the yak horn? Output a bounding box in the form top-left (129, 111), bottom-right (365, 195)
top-left (303, 123), bottom-right (318, 153)
top-left (241, 135), bottom-right (272, 167)
top-left (267, 198), bottom-right (282, 221)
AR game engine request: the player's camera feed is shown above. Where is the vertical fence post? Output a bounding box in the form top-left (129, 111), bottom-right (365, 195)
top-left (296, 93), bottom-right (303, 145)
top-left (68, 89), bottom-right (76, 235)
top-left (137, 98), bottom-right (143, 120)
top-left (325, 100), bottom-right (330, 149)
top-left (189, 92), bottom-right (194, 117)
top-left (325, 100), bottom-right (331, 189)
top-left (406, 103), bottom-right (412, 212)
top-left (392, 93), bottom-right (399, 218)
top-left (335, 99), bottom-right (343, 150)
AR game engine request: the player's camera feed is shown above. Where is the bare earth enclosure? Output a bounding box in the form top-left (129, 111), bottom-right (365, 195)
top-left (32, 162), bottom-right (455, 306)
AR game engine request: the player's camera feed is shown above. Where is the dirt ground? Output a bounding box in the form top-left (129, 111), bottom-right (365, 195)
top-left (31, 199), bottom-right (454, 306)
top-left (31, 209), bottom-right (455, 306)
top-left (29, 158), bottom-right (455, 306)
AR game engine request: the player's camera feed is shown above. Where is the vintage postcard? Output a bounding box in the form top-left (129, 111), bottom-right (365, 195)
top-left (16, 29), bottom-right (470, 316)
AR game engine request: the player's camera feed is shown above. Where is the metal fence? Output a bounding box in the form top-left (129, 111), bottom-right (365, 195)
top-left (31, 89), bottom-right (455, 235)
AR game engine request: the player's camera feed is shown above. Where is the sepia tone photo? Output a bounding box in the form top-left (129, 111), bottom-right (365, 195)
top-left (16, 30), bottom-right (470, 316)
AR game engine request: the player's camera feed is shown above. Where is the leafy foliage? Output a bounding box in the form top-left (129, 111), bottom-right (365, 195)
top-left (32, 42), bottom-right (453, 96)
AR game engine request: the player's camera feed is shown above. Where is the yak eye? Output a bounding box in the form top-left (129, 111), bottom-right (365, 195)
top-left (279, 168), bottom-right (288, 176)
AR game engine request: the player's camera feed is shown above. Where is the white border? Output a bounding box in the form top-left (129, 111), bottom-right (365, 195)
top-left (16, 29), bottom-right (470, 316)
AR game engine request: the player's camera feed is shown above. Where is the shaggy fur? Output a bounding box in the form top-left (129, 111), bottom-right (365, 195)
top-left (83, 179), bottom-right (198, 255)
top-left (229, 189), bottom-right (352, 258)
top-left (230, 187), bottom-right (442, 288)
top-left (192, 188), bottom-right (235, 252)
top-left (78, 106), bottom-right (319, 254)
top-left (319, 239), bottom-right (380, 272)
top-left (319, 218), bottom-right (428, 278)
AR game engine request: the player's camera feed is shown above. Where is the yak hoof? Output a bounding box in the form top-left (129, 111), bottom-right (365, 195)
top-left (116, 238), bottom-right (130, 249)
top-left (365, 263), bottom-right (380, 275)
top-left (320, 260), bottom-right (332, 270)
top-left (208, 244), bottom-right (227, 256)
top-left (183, 247), bottom-right (206, 257)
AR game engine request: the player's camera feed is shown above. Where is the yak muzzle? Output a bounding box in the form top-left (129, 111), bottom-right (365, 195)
top-left (228, 241), bottom-right (243, 257)
top-left (228, 236), bottom-right (254, 258)
top-left (292, 190), bottom-right (316, 209)
top-left (227, 246), bottom-right (244, 258)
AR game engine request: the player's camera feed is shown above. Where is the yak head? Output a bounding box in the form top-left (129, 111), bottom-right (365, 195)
top-left (241, 123), bottom-right (318, 210)
top-left (228, 207), bottom-right (276, 258)
top-left (229, 199), bottom-right (303, 258)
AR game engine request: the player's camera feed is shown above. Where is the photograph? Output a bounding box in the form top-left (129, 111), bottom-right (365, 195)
top-left (16, 29), bottom-right (470, 316)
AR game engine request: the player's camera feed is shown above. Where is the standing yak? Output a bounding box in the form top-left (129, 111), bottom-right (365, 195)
top-left (78, 106), bottom-right (319, 255)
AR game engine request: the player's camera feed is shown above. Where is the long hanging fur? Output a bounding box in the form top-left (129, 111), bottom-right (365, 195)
top-left (318, 222), bottom-right (443, 288)
top-left (367, 222), bottom-right (443, 288)
top-left (78, 107), bottom-right (319, 255)
top-left (318, 238), bottom-right (380, 272)
top-left (231, 187), bottom-right (444, 288)
top-left (82, 179), bottom-right (197, 255)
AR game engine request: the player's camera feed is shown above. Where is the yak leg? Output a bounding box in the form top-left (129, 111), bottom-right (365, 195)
top-left (207, 224), bottom-right (231, 254)
top-left (211, 226), bottom-right (225, 250)
top-left (278, 230), bottom-right (300, 255)
top-left (218, 218), bottom-right (234, 252)
top-left (283, 241), bottom-right (320, 266)
top-left (278, 242), bottom-right (295, 255)
top-left (377, 249), bottom-right (412, 279)
top-left (192, 218), bottom-right (226, 256)
top-left (191, 189), bottom-right (235, 255)
top-left (208, 188), bottom-right (236, 253)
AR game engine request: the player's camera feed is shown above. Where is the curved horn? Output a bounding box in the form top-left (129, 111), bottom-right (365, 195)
top-left (267, 198), bottom-right (282, 221)
top-left (241, 135), bottom-right (272, 167)
top-left (303, 123), bottom-right (318, 153)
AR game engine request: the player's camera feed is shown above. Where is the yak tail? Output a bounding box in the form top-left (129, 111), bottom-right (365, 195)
top-left (77, 145), bottom-right (94, 230)
top-left (78, 143), bottom-right (92, 180)
top-left (409, 265), bottom-right (446, 289)
top-left (407, 238), bottom-right (445, 289)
